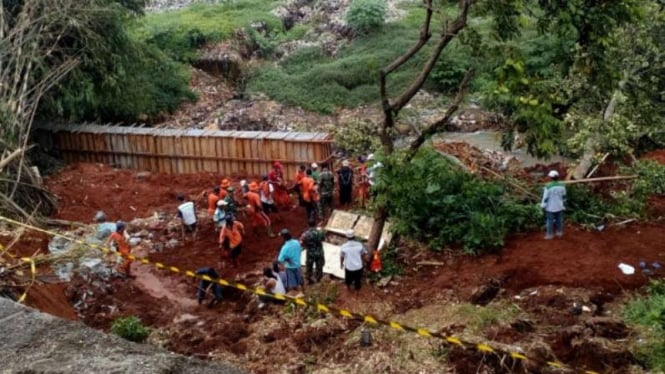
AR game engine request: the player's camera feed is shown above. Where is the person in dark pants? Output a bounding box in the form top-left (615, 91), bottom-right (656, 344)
top-left (300, 219), bottom-right (325, 284)
top-left (340, 229), bottom-right (367, 291)
top-left (195, 267), bottom-right (222, 307)
top-left (337, 160), bottom-right (354, 206)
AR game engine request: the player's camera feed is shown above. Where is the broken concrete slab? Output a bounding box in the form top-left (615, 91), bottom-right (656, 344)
top-left (0, 298), bottom-right (246, 374)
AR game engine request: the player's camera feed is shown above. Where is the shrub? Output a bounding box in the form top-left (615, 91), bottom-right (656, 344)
top-left (346, 0), bottom-right (387, 35)
top-left (111, 316), bottom-right (150, 343)
top-left (624, 281), bottom-right (665, 371)
top-left (376, 148), bottom-right (540, 254)
top-left (326, 120), bottom-right (381, 155)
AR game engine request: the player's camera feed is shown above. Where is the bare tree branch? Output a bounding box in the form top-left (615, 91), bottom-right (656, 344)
top-left (404, 69), bottom-right (473, 162)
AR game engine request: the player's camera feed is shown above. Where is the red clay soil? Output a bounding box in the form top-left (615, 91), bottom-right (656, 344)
top-left (643, 149), bottom-right (665, 164)
top-left (13, 162), bottom-right (663, 373)
top-left (0, 232), bottom-right (78, 320)
top-left (44, 163), bottom-right (665, 299)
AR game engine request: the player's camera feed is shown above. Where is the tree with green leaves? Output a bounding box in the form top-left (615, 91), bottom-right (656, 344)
top-left (367, 0), bottom-right (656, 252)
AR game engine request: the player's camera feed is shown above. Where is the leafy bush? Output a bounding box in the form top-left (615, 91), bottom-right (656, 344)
top-left (346, 0), bottom-right (387, 35)
top-left (111, 316), bottom-right (150, 343)
top-left (631, 160), bottom-right (665, 198)
top-left (143, 26), bottom-right (214, 62)
top-left (326, 120), bottom-right (381, 155)
top-left (624, 281), bottom-right (665, 371)
top-left (376, 148), bottom-right (540, 254)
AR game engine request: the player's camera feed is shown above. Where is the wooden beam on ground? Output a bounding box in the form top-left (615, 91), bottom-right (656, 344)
top-left (563, 175), bottom-right (638, 184)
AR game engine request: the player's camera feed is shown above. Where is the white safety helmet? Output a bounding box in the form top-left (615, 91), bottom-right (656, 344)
top-left (547, 170), bottom-right (559, 178)
top-left (367, 154), bottom-right (375, 161)
top-left (311, 162), bottom-right (318, 169)
top-left (240, 179), bottom-right (247, 186)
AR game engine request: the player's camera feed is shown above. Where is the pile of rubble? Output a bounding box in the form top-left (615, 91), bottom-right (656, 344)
top-left (432, 140), bottom-right (524, 177)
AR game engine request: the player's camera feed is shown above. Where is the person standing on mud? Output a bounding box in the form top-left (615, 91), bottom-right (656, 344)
top-left (541, 170), bottom-right (567, 239)
top-left (219, 215), bottom-right (245, 268)
top-left (318, 164), bottom-right (335, 221)
top-left (311, 163), bottom-right (320, 183)
top-left (246, 181), bottom-right (276, 238)
top-left (195, 267), bottom-right (222, 307)
top-left (277, 229), bottom-right (303, 291)
top-left (337, 160), bottom-right (354, 206)
top-left (301, 220), bottom-right (325, 285)
top-left (292, 165), bottom-right (307, 207)
top-left (301, 169), bottom-right (318, 223)
top-left (340, 229), bottom-right (367, 291)
top-left (105, 221), bottom-right (134, 278)
top-left (94, 211), bottom-right (116, 240)
top-left (176, 193), bottom-right (198, 241)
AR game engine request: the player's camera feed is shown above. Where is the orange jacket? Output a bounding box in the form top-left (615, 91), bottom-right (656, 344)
top-left (246, 191), bottom-right (262, 213)
top-left (219, 221), bottom-right (244, 248)
top-left (295, 170), bottom-right (305, 185)
top-left (301, 176), bottom-right (315, 202)
top-left (109, 232), bottom-right (130, 255)
top-left (207, 192), bottom-right (220, 215)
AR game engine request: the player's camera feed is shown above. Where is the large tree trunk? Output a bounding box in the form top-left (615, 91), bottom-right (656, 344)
top-left (571, 78), bottom-right (625, 180)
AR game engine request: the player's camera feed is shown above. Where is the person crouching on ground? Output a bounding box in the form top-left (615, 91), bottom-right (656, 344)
top-left (258, 265), bottom-right (286, 309)
top-left (340, 229), bottom-right (367, 291)
top-left (195, 267), bottom-right (223, 308)
top-left (541, 170), bottom-right (566, 239)
top-left (105, 221), bottom-right (134, 278)
top-left (219, 215), bottom-right (245, 268)
top-left (176, 193), bottom-right (198, 241)
top-left (277, 229), bottom-right (303, 292)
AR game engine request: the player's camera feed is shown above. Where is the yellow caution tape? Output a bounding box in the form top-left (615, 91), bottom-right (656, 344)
top-left (0, 215), bottom-right (601, 374)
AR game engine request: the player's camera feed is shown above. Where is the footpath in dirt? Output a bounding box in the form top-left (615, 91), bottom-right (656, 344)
top-left (8, 162), bottom-right (660, 372)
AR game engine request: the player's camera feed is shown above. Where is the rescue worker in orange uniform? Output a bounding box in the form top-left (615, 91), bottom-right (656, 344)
top-left (246, 181), bottom-right (276, 237)
top-left (219, 178), bottom-right (231, 200)
top-left (207, 186), bottom-right (221, 216)
top-left (219, 215), bottom-right (245, 268)
top-left (292, 165), bottom-right (306, 207)
top-left (105, 221), bottom-right (133, 278)
top-left (301, 169), bottom-right (318, 222)
top-left (269, 161), bottom-right (292, 209)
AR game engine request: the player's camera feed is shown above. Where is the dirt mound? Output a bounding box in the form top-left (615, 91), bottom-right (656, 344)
top-left (643, 149), bottom-right (665, 164)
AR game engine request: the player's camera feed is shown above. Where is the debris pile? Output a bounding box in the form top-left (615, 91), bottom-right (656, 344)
top-left (433, 140), bottom-right (524, 177)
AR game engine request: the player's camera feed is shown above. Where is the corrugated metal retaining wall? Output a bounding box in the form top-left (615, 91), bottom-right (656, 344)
top-left (35, 124), bottom-right (333, 178)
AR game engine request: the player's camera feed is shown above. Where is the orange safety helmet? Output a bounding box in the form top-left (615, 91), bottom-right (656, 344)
top-left (220, 178), bottom-right (231, 189)
top-left (248, 181), bottom-right (259, 191)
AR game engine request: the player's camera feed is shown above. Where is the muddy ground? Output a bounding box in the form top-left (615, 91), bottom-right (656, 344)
top-left (1, 162), bottom-right (664, 373)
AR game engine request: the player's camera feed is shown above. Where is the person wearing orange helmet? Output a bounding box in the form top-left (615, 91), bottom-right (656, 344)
top-left (245, 181), bottom-right (276, 238)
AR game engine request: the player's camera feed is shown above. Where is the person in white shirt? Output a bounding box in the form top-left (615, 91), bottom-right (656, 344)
top-left (258, 265), bottom-right (286, 308)
top-left (340, 229), bottom-right (368, 291)
top-left (176, 193), bottom-right (198, 241)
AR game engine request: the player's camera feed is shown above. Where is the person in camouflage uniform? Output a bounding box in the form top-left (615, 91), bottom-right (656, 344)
top-left (317, 164), bottom-right (335, 221)
top-left (300, 220), bottom-right (325, 284)
top-left (224, 186), bottom-right (238, 218)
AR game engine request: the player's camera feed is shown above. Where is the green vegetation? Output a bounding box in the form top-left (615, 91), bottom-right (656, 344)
top-left (131, 1), bottom-right (282, 61)
top-left (247, 5), bottom-right (433, 113)
top-left (111, 316), bottom-right (151, 343)
top-left (346, 0), bottom-right (387, 35)
top-left (375, 148), bottom-right (541, 254)
top-left (565, 160), bottom-right (665, 224)
top-left (37, 0), bottom-right (195, 123)
top-left (624, 281), bottom-right (665, 371)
